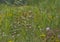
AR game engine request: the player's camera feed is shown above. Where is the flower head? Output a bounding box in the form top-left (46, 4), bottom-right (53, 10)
top-left (40, 34), bottom-right (46, 39)
top-left (8, 40), bottom-right (13, 42)
top-left (46, 27), bottom-right (50, 31)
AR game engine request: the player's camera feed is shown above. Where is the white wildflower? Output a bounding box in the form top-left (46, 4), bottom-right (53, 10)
top-left (17, 34), bottom-right (20, 37)
top-left (29, 26), bottom-right (32, 28)
top-left (46, 27), bottom-right (50, 31)
top-left (12, 35), bottom-right (15, 38)
top-left (29, 10), bottom-right (32, 13)
top-left (13, 31), bottom-right (16, 34)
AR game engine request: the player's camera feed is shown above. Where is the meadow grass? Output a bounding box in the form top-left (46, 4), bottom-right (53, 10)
top-left (0, 4), bottom-right (60, 42)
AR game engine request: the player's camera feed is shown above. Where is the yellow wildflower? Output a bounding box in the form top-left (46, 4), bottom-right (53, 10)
top-left (8, 40), bottom-right (13, 42)
top-left (55, 38), bottom-right (60, 42)
top-left (7, 14), bottom-right (13, 17)
top-left (40, 34), bottom-right (46, 38)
